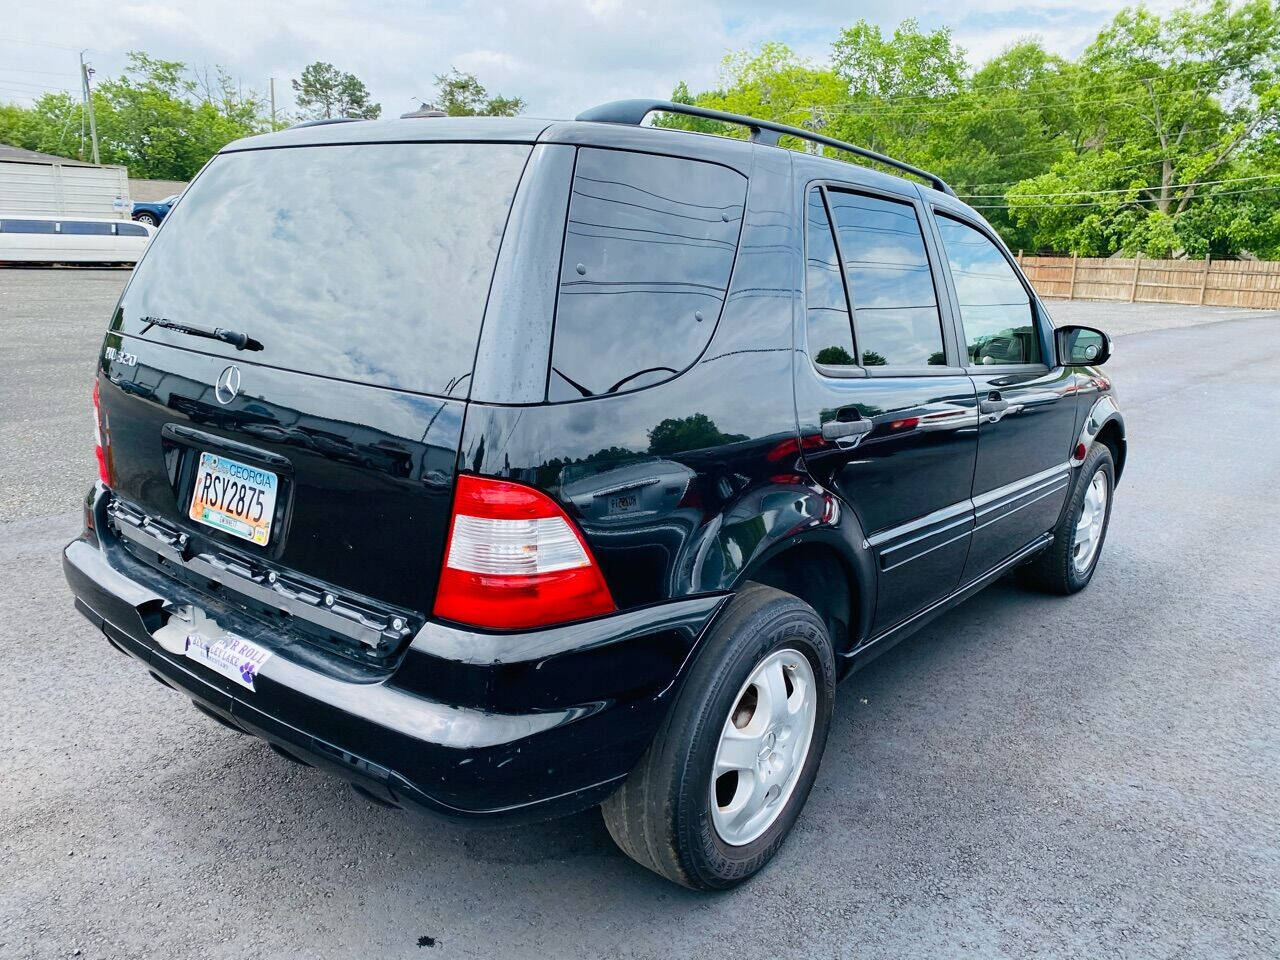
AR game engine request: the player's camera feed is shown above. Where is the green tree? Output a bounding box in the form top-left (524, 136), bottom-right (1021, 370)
top-left (821, 20), bottom-right (966, 163)
top-left (648, 414), bottom-right (747, 456)
top-left (291, 62), bottom-right (381, 120)
top-left (430, 68), bottom-right (525, 116)
top-left (0, 53), bottom-right (268, 178)
top-left (832, 19), bottom-right (965, 100)
top-left (1006, 0), bottom-right (1280, 256)
top-left (814, 345), bottom-right (854, 365)
top-left (0, 93), bottom-right (85, 160)
top-left (665, 2), bottom-right (1280, 259)
top-left (654, 43), bottom-right (843, 150)
top-left (937, 42), bottom-right (1080, 251)
top-left (92, 54), bottom-right (268, 179)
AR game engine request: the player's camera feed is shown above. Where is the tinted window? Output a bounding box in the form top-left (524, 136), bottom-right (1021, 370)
top-left (804, 188), bottom-right (855, 366)
top-left (118, 223), bottom-right (148, 237)
top-left (1, 219), bottom-right (56, 234)
top-left (549, 148), bottom-right (746, 399)
top-left (61, 222), bottom-right (114, 236)
top-left (936, 215), bottom-right (1039, 365)
top-left (118, 142), bottom-right (531, 395)
top-left (827, 191), bottom-right (945, 367)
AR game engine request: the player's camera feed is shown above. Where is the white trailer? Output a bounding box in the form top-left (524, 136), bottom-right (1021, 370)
top-left (0, 158), bottom-right (132, 219)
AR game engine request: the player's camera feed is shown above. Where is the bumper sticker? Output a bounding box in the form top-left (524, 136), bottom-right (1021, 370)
top-left (151, 605), bottom-right (272, 691)
top-left (183, 630), bottom-right (272, 691)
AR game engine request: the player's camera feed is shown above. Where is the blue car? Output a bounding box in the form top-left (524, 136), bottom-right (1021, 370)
top-left (131, 194), bottom-right (179, 227)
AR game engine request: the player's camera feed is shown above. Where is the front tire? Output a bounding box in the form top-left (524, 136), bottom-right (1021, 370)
top-left (1023, 444), bottom-right (1115, 594)
top-left (134, 212), bottom-right (158, 226)
top-left (601, 583), bottom-right (835, 889)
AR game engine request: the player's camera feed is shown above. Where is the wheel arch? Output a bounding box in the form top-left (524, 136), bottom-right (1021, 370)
top-left (737, 531), bottom-right (873, 664)
top-left (1071, 395), bottom-right (1126, 485)
top-left (1095, 417), bottom-right (1126, 482)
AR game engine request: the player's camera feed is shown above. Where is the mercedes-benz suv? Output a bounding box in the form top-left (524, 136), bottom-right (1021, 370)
top-left (63, 100), bottom-right (1126, 889)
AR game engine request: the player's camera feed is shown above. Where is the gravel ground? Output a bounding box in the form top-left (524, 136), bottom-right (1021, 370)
top-left (2, 268), bottom-right (1277, 959)
top-left (0, 269), bottom-right (125, 523)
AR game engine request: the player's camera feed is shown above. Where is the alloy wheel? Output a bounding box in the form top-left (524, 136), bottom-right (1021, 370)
top-left (710, 647), bottom-right (817, 846)
top-left (1073, 468), bottom-right (1109, 573)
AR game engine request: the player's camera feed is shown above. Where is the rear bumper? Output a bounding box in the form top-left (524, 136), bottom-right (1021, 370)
top-left (64, 486), bottom-right (726, 822)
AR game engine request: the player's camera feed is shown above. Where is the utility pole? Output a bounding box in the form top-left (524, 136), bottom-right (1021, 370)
top-left (79, 51), bottom-right (100, 165)
top-left (804, 107), bottom-right (821, 155)
top-left (269, 76), bottom-right (277, 130)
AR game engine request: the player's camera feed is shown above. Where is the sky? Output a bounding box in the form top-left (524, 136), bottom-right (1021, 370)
top-left (0, 0), bottom-right (1185, 120)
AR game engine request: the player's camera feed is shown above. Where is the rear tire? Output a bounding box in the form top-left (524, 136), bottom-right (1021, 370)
top-left (601, 583), bottom-right (835, 890)
top-left (134, 212), bottom-right (158, 226)
top-left (1023, 444), bottom-right (1114, 594)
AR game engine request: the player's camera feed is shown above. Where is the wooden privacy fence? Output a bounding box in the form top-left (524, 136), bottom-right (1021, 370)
top-left (1017, 254), bottom-right (1280, 309)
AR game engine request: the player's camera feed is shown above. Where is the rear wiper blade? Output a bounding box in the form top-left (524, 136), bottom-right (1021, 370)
top-left (139, 316), bottom-right (263, 351)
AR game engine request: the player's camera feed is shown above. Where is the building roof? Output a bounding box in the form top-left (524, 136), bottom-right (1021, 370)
top-left (0, 143), bottom-right (97, 166)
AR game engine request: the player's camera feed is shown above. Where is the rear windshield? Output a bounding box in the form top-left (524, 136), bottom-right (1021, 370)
top-left (115, 142), bottom-right (531, 395)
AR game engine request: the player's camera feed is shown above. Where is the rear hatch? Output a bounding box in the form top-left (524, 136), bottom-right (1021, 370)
top-left (97, 139), bottom-right (533, 661)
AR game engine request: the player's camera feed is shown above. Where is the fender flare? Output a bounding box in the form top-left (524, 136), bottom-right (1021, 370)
top-left (1071, 394), bottom-right (1126, 482)
top-left (733, 494), bottom-right (877, 652)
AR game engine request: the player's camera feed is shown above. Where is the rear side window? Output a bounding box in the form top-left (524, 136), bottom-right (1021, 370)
top-left (118, 142), bottom-right (531, 396)
top-left (548, 148), bottom-right (746, 400)
top-left (804, 188), bottom-right (855, 367)
top-left (935, 215), bottom-right (1040, 365)
top-left (118, 223), bottom-right (148, 237)
top-left (827, 190), bottom-right (945, 367)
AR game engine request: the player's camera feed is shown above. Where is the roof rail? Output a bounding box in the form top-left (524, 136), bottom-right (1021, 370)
top-left (288, 117), bottom-right (362, 130)
top-left (575, 99), bottom-right (956, 197)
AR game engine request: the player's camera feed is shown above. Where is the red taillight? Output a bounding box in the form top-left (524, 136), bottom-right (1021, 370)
top-left (92, 379), bottom-right (110, 486)
top-left (432, 475), bottom-right (616, 630)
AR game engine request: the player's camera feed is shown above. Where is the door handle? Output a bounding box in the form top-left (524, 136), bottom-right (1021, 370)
top-left (979, 395), bottom-right (1009, 415)
top-left (822, 414), bottom-right (873, 443)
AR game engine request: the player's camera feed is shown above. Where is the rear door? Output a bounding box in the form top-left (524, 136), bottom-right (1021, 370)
top-left (794, 182), bottom-right (978, 635)
top-left (928, 210), bottom-right (1078, 582)
top-left (98, 140), bottom-right (534, 646)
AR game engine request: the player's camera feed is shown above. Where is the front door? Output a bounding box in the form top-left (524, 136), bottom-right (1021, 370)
top-left (929, 212), bottom-right (1079, 583)
top-left (795, 182), bottom-right (978, 636)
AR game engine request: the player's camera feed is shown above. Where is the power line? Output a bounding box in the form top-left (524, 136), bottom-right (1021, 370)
top-left (805, 89), bottom-right (1209, 120)
top-left (0, 36), bottom-right (83, 52)
top-left (971, 184), bottom-right (1280, 209)
top-left (951, 156), bottom-right (1171, 191)
top-left (0, 78), bottom-right (79, 92)
top-left (0, 67), bottom-right (80, 79)
top-left (806, 62), bottom-right (1235, 111)
top-left (816, 125), bottom-right (1235, 180)
top-left (0, 86), bottom-right (76, 98)
top-left (959, 173), bottom-right (1280, 200)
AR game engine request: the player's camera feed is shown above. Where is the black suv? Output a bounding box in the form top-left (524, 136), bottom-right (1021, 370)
top-left (64, 100), bottom-right (1126, 890)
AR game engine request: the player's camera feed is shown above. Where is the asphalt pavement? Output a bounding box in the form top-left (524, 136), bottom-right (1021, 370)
top-left (1, 269), bottom-right (1277, 959)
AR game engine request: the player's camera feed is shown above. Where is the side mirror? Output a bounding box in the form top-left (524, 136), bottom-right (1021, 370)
top-left (1056, 325), bottom-right (1112, 366)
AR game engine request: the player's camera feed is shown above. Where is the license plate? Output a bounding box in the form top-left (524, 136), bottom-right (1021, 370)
top-left (607, 493), bottom-right (639, 515)
top-left (189, 452), bottom-right (278, 546)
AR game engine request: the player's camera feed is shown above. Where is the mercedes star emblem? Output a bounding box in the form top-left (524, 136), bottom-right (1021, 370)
top-left (214, 365), bottom-right (241, 405)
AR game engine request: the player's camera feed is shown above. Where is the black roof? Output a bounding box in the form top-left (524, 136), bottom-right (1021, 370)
top-left (220, 111), bottom-right (958, 201)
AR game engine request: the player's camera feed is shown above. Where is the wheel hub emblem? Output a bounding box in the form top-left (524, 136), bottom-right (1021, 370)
top-left (758, 731), bottom-right (777, 761)
top-left (215, 365), bottom-right (241, 405)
